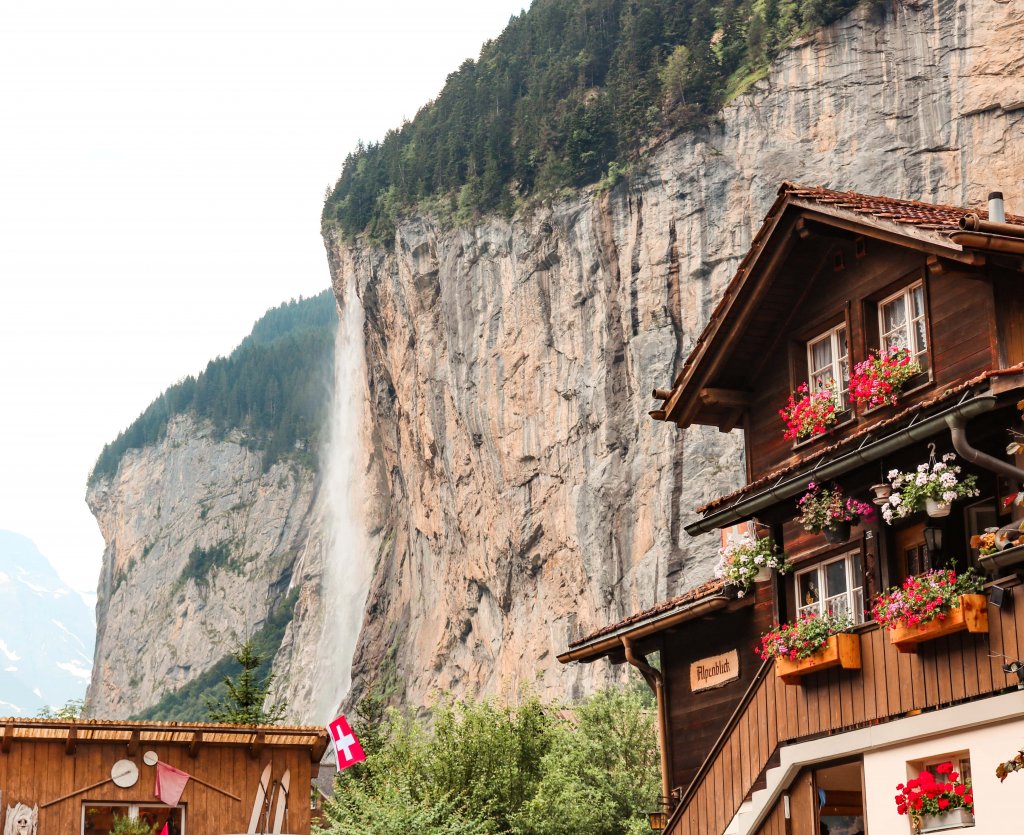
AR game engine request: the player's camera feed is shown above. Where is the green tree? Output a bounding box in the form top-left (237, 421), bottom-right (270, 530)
top-left (315, 685), bottom-right (659, 835)
top-left (37, 697), bottom-right (85, 720)
top-left (204, 639), bottom-right (287, 725)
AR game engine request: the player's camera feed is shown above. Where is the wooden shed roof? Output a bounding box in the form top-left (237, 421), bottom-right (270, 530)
top-left (0, 717), bottom-right (330, 759)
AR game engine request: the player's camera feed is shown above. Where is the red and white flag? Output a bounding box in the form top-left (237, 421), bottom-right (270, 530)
top-left (327, 713), bottom-right (366, 770)
top-left (158, 826), bottom-right (169, 835)
top-left (154, 761), bottom-right (190, 807)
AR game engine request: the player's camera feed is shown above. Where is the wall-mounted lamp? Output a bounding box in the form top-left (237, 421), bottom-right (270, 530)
top-left (646, 810), bottom-right (668, 831)
top-left (1003, 659), bottom-right (1024, 688)
top-left (990, 585), bottom-right (1011, 609)
top-left (923, 525), bottom-right (943, 557)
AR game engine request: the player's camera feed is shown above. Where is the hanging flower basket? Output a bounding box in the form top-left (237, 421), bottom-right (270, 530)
top-left (773, 633), bottom-right (861, 685)
top-left (796, 482), bottom-right (873, 542)
top-left (926, 497), bottom-right (952, 518)
top-left (714, 534), bottom-right (790, 595)
top-left (870, 483), bottom-right (892, 505)
top-left (880, 452), bottom-right (979, 524)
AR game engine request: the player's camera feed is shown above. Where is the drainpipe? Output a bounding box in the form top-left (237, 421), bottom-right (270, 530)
top-left (947, 414), bottom-right (1024, 483)
top-left (623, 637), bottom-right (672, 812)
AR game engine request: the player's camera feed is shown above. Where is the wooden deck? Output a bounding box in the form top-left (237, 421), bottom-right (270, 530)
top-left (666, 579), bottom-right (1024, 835)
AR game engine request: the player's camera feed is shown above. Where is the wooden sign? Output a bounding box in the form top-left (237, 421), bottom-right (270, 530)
top-left (690, 650), bottom-right (739, 692)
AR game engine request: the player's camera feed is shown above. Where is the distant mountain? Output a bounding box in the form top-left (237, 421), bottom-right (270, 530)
top-left (0, 531), bottom-right (94, 716)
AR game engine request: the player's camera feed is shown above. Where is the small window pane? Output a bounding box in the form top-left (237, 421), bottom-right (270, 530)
top-left (799, 572), bottom-right (821, 609)
top-left (912, 284), bottom-right (926, 318)
top-left (883, 296), bottom-right (907, 334)
top-left (810, 337), bottom-right (833, 373)
top-left (825, 560), bottom-right (848, 597)
top-left (915, 319), bottom-right (928, 353)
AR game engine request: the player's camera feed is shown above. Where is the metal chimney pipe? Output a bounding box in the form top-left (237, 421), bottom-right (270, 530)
top-left (989, 191), bottom-right (1006, 223)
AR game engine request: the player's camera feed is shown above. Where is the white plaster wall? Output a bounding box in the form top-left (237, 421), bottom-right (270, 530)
top-left (863, 716), bottom-right (1024, 833)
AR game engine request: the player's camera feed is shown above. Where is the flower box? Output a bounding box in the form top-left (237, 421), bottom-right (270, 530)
top-left (889, 595), bottom-right (988, 653)
top-left (918, 807), bottom-right (975, 832)
top-left (774, 633), bottom-right (861, 685)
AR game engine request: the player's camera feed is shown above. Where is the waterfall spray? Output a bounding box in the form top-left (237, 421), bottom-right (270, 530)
top-left (308, 273), bottom-right (374, 722)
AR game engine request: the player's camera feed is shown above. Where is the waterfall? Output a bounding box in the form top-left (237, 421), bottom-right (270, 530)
top-left (308, 273), bottom-right (374, 722)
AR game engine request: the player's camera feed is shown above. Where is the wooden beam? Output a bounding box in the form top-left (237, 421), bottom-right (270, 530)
top-left (41, 778), bottom-right (113, 808)
top-left (719, 408), bottom-right (745, 434)
top-left (699, 387), bottom-right (752, 408)
top-left (65, 725), bottom-right (77, 756)
top-left (311, 732), bottom-right (330, 764)
top-left (250, 731), bottom-right (265, 760)
top-left (126, 729), bottom-right (140, 756)
top-left (189, 730), bottom-right (203, 758)
top-left (1, 722), bottom-right (12, 754)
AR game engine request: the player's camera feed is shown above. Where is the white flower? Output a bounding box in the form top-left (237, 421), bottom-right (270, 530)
top-left (754, 555), bottom-right (765, 565)
top-left (942, 491), bottom-right (957, 503)
top-left (916, 473), bottom-right (928, 486)
top-left (890, 494), bottom-right (901, 506)
top-left (888, 469), bottom-right (900, 479)
top-left (943, 453), bottom-right (956, 462)
top-left (737, 589), bottom-right (746, 598)
top-left (918, 463), bottom-right (929, 473)
top-left (934, 461), bottom-right (946, 471)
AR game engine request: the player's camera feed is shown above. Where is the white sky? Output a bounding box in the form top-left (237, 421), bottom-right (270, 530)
top-left (0, 0), bottom-right (527, 599)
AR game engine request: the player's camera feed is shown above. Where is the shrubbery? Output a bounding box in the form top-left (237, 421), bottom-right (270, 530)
top-left (316, 685), bottom-right (660, 835)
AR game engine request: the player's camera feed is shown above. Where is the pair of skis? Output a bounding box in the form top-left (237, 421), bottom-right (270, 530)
top-left (247, 763), bottom-right (290, 834)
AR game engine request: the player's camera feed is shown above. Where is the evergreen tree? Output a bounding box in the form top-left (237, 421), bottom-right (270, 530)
top-left (204, 639), bottom-right (287, 725)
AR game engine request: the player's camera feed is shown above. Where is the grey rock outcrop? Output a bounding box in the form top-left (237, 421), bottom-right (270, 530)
top-left (327, 0), bottom-right (1024, 708)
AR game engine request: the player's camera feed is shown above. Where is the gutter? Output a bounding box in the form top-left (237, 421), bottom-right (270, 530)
top-left (685, 394), bottom-right (999, 537)
top-left (947, 413), bottom-right (1024, 482)
top-left (949, 231), bottom-right (1024, 256)
top-left (623, 637), bottom-right (672, 811)
top-left (556, 595), bottom-right (730, 663)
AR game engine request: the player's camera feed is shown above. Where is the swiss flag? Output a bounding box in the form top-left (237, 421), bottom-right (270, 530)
top-left (327, 713), bottom-right (366, 770)
top-left (154, 761), bottom-right (190, 807)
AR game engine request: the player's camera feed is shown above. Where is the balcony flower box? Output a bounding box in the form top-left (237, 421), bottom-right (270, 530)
top-left (918, 807), bottom-right (975, 832)
top-left (888, 594), bottom-right (988, 653)
top-left (773, 632), bottom-right (861, 685)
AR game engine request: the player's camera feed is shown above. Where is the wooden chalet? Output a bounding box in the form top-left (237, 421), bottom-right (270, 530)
top-left (0, 718), bottom-right (328, 834)
top-left (560, 183), bottom-right (1024, 834)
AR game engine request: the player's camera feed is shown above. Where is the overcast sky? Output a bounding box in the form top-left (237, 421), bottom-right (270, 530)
top-left (0, 0), bottom-right (527, 600)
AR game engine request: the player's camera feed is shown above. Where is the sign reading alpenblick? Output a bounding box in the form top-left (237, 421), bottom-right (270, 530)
top-left (690, 649), bottom-right (740, 692)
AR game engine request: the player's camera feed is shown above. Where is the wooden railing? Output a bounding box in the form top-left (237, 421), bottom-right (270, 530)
top-left (666, 580), bottom-right (1024, 835)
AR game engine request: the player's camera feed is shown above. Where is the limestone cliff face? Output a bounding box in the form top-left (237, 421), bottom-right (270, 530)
top-left (328, 0), bottom-right (1024, 708)
top-left (84, 415), bottom-right (331, 720)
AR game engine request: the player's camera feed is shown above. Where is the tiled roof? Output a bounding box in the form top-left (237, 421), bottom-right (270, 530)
top-left (566, 578), bottom-right (726, 648)
top-left (694, 365), bottom-right (1024, 516)
top-left (784, 183), bottom-right (1023, 231)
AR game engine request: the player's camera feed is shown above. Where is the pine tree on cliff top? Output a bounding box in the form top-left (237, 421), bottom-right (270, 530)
top-left (204, 639), bottom-right (287, 725)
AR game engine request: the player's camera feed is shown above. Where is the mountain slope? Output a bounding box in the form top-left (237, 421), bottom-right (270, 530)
top-left (0, 531), bottom-right (94, 716)
top-left (84, 294), bottom-right (340, 720)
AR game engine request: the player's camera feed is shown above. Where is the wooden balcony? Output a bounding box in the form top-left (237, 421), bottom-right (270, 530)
top-left (665, 579), bottom-right (1024, 835)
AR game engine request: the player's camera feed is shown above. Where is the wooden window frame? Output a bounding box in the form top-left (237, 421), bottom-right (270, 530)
top-left (81, 803), bottom-right (186, 835)
top-left (794, 548), bottom-right (866, 625)
top-left (806, 322), bottom-right (851, 412)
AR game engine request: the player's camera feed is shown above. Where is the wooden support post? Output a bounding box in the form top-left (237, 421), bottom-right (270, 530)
top-left (250, 731), bottom-right (265, 760)
top-left (1, 722), bottom-right (12, 754)
top-left (126, 729), bottom-right (140, 756)
top-left (65, 725), bottom-right (77, 756)
top-left (189, 730), bottom-right (203, 758)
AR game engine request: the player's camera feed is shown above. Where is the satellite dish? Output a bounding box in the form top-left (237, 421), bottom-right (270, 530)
top-left (143, 750), bottom-right (159, 766)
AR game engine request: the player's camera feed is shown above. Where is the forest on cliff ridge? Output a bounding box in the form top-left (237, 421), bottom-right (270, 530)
top-left (89, 290), bottom-right (338, 485)
top-left (323, 0), bottom-right (872, 243)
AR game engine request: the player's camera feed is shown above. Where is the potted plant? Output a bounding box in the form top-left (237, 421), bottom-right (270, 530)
top-left (110, 815), bottom-right (157, 835)
top-left (848, 345), bottom-right (921, 408)
top-left (797, 482), bottom-right (874, 544)
top-left (880, 453), bottom-right (979, 522)
top-left (714, 533), bottom-right (790, 595)
top-left (871, 568), bottom-right (987, 652)
top-left (894, 762), bottom-right (974, 832)
top-left (779, 381), bottom-right (838, 441)
top-left (756, 612), bottom-right (859, 685)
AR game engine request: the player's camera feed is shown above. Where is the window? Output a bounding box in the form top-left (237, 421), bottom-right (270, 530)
top-left (83, 804), bottom-right (184, 835)
top-left (879, 282), bottom-right (929, 373)
top-left (796, 550), bottom-right (864, 623)
top-left (807, 323), bottom-right (850, 411)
